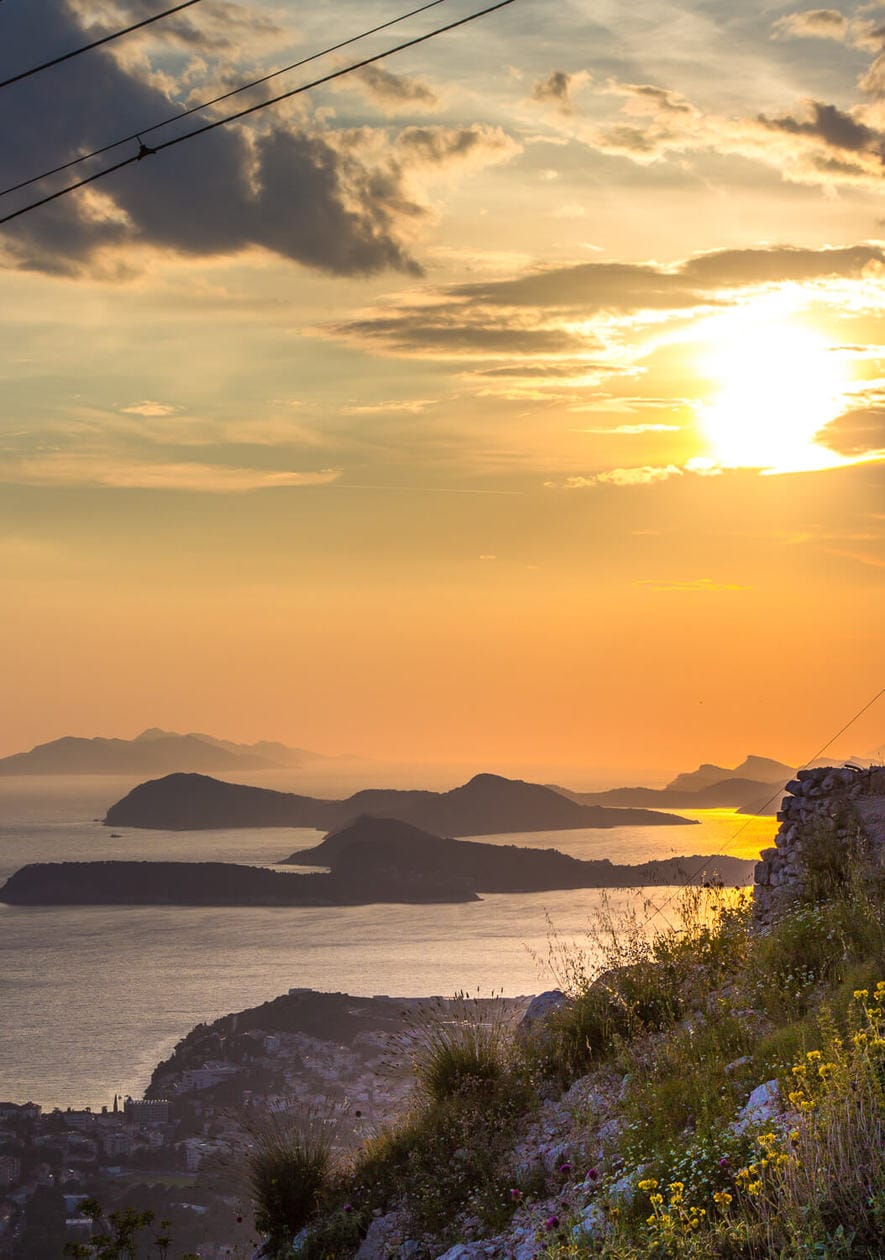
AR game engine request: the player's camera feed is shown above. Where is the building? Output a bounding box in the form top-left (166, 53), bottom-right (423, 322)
top-left (0, 1156), bottom-right (20, 1187)
top-left (124, 1097), bottom-right (171, 1125)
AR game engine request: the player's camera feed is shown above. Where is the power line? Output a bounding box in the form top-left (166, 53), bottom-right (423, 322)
top-left (0, 1), bottom-right (204, 92)
top-left (635, 684), bottom-right (885, 937)
top-left (0, 0), bottom-right (517, 228)
top-left (1, 0), bottom-right (456, 200)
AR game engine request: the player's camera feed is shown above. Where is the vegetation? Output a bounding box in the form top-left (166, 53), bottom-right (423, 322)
top-left (241, 810), bottom-right (885, 1259)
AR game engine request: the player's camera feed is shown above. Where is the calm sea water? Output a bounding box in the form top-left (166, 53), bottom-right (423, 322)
top-left (0, 773), bottom-right (776, 1110)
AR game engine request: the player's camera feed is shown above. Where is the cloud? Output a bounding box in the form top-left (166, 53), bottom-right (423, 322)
top-left (340, 399), bottom-right (436, 415)
top-left (816, 403), bottom-right (885, 455)
top-left (323, 243), bottom-right (885, 371)
top-left (633, 577), bottom-right (749, 592)
top-left (0, 7), bottom-right (516, 278)
top-left (771, 8), bottom-right (884, 51)
top-left (579, 423), bottom-right (681, 434)
top-left (0, 454), bottom-right (341, 493)
top-left (604, 81), bottom-right (695, 116)
top-left (771, 9), bottom-right (849, 41)
top-left (120, 401), bottom-right (177, 417)
top-left (556, 465), bottom-right (685, 488)
top-left (531, 70), bottom-right (589, 115)
top-left (759, 100), bottom-right (884, 163)
top-left (353, 65), bottom-right (439, 114)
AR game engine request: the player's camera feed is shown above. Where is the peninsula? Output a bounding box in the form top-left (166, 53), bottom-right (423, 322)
top-left (104, 771), bottom-right (696, 834)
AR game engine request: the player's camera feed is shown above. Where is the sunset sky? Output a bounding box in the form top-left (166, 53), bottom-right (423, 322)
top-left (0, 0), bottom-right (882, 775)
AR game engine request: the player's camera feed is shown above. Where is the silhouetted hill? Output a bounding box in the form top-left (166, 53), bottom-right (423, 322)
top-left (0, 729), bottom-right (324, 775)
top-left (554, 754), bottom-right (797, 816)
top-left (285, 815), bottom-right (753, 891)
top-left (104, 772), bottom-right (696, 833)
top-left (0, 858), bottom-right (479, 906)
top-left (666, 755), bottom-right (794, 793)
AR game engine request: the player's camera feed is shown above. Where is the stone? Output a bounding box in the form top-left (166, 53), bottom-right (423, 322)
top-left (520, 990), bottom-right (569, 1028)
top-left (356, 1212), bottom-right (405, 1260)
top-left (734, 1080), bottom-right (780, 1134)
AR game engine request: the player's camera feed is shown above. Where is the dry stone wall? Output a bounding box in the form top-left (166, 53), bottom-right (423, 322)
top-left (753, 764), bottom-right (885, 923)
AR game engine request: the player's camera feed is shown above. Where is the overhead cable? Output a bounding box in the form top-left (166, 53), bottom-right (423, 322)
top-left (0, 1), bottom-right (204, 92)
top-left (1, 0), bottom-right (454, 199)
top-left (0, 0), bottom-right (517, 227)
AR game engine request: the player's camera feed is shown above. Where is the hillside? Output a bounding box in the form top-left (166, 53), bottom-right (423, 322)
top-left (230, 765), bottom-right (885, 1260)
top-left (104, 771), bottom-right (696, 833)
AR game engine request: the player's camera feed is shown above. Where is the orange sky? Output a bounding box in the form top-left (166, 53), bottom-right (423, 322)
top-left (0, 1), bottom-right (882, 775)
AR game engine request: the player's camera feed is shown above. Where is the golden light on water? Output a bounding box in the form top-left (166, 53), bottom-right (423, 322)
top-left (694, 300), bottom-right (852, 473)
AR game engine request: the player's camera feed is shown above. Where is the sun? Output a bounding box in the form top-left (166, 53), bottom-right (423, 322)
top-left (693, 298), bottom-right (852, 473)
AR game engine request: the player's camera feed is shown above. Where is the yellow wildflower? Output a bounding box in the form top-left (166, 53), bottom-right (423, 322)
top-left (853, 990), bottom-right (870, 1001)
top-left (638, 1178), bottom-right (659, 1192)
top-left (818, 1063), bottom-right (837, 1080)
top-left (747, 1181), bottom-right (763, 1196)
top-left (713, 1191), bottom-right (733, 1207)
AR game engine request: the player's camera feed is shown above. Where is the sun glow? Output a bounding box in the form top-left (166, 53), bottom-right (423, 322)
top-left (695, 300), bottom-right (852, 473)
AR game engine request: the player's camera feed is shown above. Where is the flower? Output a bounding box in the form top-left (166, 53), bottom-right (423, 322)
top-left (586, 1167), bottom-right (598, 1181)
top-left (558, 1161), bottom-right (572, 1175)
top-left (544, 1214), bottom-right (559, 1230)
top-left (713, 1191), bottom-right (733, 1207)
top-left (509, 1189), bottom-right (523, 1203)
top-left (638, 1178), bottom-right (659, 1191)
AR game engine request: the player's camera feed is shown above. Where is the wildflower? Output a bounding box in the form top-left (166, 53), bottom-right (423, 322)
top-left (747, 1181), bottom-right (763, 1196)
top-left (342, 1205), bottom-right (352, 1215)
top-left (853, 990), bottom-right (870, 1001)
top-left (792, 1064), bottom-right (807, 1078)
top-left (586, 1167), bottom-right (598, 1182)
top-left (789, 1130), bottom-right (800, 1145)
top-left (638, 1178), bottom-right (659, 1191)
top-left (713, 1191), bottom-right (733, 1207)
top-left (509, 1189), bottom-right (523, 1203)
top-left (544, 1215), bottom-right (559, 1231)
top-left (817, 1063), bottom-right (837, 1080)
top-left (649, 1194), bottom-right (664, 1206)
top-left (558, 1161), bottom-right (572, 1175)
top-left (806, 1049), bottom-right (822, 1061)
top-left (718, 1156), bottom-right (729, 1168)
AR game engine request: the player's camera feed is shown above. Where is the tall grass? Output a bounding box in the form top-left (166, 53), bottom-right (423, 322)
top-left (243, 1109), bottom-right (334, 1257)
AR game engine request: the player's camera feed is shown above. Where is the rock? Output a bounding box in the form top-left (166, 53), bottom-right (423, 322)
top-left (355, 1212), bottom-right (405, 1260)
top-left (436, 1246), bottom-right (474, 1260)
top-left (734, 1080), bottom-right (780, 1134)
top-left (573, 1201), bottom-right (609, 1241)
top-left (520, 990), bottom-right (569, 1028)
top-left (725, 1056), bottom-right (751, 1075)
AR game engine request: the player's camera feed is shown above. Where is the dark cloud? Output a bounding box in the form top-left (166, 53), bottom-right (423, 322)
top-left (449, 245), bottom-right (885, 309)
top-left (759, 101), bottom-right (884, 160)
top-left (817, 405), bottom-right (885, 456)
top-left (0, 3), bottom-right (510, 277)
top-left (531, 70), bottom-right (586, 114)
top-left (325, 243), bottom-right (885, 363)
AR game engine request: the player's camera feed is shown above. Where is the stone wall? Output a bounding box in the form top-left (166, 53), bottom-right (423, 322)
top-left (753, 764), bottom-right (885, 924)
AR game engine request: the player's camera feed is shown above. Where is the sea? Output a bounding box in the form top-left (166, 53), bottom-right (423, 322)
top-left (0, 767), bottom-right (777, 1111)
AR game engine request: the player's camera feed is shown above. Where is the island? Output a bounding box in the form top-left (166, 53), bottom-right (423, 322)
top-left (0, 728), bottom-right (326, 776)
top-left (0, 816), bottom-right (754, 905)
top-left (104, 771), bottom-right (696, 834)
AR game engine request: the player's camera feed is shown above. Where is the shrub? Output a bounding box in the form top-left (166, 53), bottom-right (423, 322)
top-left (245, 1110), bottom-right (333, 1257)
top-left (400, 992), bottom-right (515, 1103)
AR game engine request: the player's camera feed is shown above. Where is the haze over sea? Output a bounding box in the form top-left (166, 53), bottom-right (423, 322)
top-left (0, 767), bottom-right (776, 1111)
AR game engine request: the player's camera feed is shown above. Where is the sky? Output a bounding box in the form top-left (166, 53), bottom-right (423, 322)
top-left (0, 0), bottom-right (882, 776)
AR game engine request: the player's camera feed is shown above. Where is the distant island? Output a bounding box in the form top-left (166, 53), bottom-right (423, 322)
top-left (103, 771), bottom-right (696, 834)
top-left (0, 816), bottom-right (754, 905)
top-left (553, 754), bottom-right (797, 816)
top-left (0, 728), bottom-right (331, 776)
